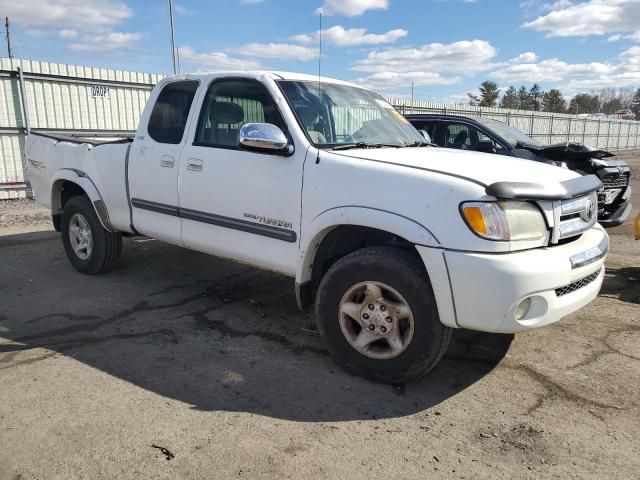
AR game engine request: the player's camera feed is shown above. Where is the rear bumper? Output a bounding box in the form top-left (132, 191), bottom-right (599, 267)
top-left (417, 226), bottom-right (608, 334)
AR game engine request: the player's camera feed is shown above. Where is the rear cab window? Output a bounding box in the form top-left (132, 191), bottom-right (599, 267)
top-left (148, 81), bottom-right (200, 144)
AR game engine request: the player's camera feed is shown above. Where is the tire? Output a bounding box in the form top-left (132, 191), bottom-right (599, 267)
top-left (61, 195), bottom-right (122, 274)
top-left (315, 246), bottom-right (452, 384)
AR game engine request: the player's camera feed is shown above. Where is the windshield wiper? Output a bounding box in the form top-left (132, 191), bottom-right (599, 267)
top-left (331, 142), bottom-right (404, 151)
top-left (406, 140), bottom-right (435, 147)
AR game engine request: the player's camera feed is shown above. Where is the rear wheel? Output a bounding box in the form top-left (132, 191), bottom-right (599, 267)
top-left (61, 195), bottom-right (122, 274)
top-left (315, 246), bottom-right (452, 384)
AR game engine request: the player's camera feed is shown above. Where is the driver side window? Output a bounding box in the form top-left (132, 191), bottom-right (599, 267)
top-left (195, 79), bottom-right (286, 148)
top-left (445, 122), bottom-right (499, 151)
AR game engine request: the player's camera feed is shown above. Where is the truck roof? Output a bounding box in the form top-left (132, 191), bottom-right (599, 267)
top-left (158, 71), bottom-right (364, 89)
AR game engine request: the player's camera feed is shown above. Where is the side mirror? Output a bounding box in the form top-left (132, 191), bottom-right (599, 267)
top-left (239, 123), bottom-right (291, 154)
top-left (418, 130), bottom-right (432, 143)
top-left (476, 140), bottom-right (496, 154)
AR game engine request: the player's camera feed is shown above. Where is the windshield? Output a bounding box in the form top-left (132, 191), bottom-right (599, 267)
top-left (277, 80), bottom-right (424, 148)
top-left (474, 117), bottom-right (543, 148)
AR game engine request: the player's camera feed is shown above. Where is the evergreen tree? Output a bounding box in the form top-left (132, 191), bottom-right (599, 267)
top-left (468, 81), bottom-right (500, 107)
top-left (500, 86), bottom-right (518, 109)
top-left (517, 86), bottom-right (532, 110)
top-left (529, 84), bottom-right (543, 111)
top-left (542, 89), bottom-right (567, 113)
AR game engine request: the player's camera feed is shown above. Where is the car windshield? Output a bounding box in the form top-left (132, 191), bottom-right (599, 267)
top-left (277, 80), bottom-right (425, 148)
top-left (474, 117), bottom-right (543, 148)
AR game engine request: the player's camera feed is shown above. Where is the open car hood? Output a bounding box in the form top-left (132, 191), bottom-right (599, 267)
top-left (516, 141), bottom-right (615, 162)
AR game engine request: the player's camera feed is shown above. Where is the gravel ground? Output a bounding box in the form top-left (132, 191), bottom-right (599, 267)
top-left (0, 152), bottom-right (638, 480)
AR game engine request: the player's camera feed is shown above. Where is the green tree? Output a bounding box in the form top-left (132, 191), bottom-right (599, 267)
top-left (631, 88), bottom-right (640, 120)
top-left (529, 84), bottom-right (543, 111)
top-left (500, 86), bottom-right (518, 109)
top-left (468, 81), bottom-right (501, 107)
top-left (568, 93), bottom-right (600, 114)
top-left (542, 89), bottom-right (567, 113)
top-left (517, 86), bottom-right (532, 110)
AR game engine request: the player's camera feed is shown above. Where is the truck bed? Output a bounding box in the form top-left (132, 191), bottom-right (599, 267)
top-left (26, 131), bottom-right (134, 233)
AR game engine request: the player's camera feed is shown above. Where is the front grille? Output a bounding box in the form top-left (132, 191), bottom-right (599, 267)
top-left (555, 268), bottom-right (602, 297)
top-left (554, 192), bottom-right (598, 242)
top-left (601, 172), bottom-right (629, 189)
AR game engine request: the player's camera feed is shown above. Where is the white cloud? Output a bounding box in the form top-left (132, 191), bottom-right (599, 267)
top-left (350, 40), bottom-right (496, 89)
top-left (492, 58), bottom-right (613, 82)
top-left (174, 4), bottom-right (194, 15)
top-left (69, 32), bottom-right (143, 52)
top-left (59, 29), bottom-right (78, 39)
top-left (354, 71), bottom-right (461, 89)
top-left (238, 43), bottom-right (319, 61)
top-left (315, 0), bottom-right (389, 17)
top-left (292, 26), bottom-right (407, 47)
top-left (510, 51), bottom-right (538, 63)
top-left (0, 0), bottom-right (142, 53)
top-left (351, 40), bottom-right (497, 75)
top-left (491, 46), bottom-right (640, 90)
top-left (0, 0), bottom-right (133, 28)
top-left (523, 0), bottom-right (640, 37)
top-left (179, 47), bottom-right (262, 71)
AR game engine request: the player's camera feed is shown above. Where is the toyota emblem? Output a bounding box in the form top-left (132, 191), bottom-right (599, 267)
top-left (581, 199), bottom-right (596, 222)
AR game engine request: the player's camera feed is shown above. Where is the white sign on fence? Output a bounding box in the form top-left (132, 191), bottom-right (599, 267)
top-left (91, 85), bottom-right (111, 98)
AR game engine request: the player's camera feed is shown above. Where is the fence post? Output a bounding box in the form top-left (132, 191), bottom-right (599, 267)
top-left (530, 113), bottom-right (534, 136)
top-left (607, 121), bottom-right (611, 150)
top-left (596, 119), bottom-right (601, 149)
top-left (581, 118), bottom-right (586, 145)
top-left (549, 115), bottom-right (554, 144)
top-left (626, 122), bottom-right (631, 150)
top-left (567, 117), bottom-right (572, 142)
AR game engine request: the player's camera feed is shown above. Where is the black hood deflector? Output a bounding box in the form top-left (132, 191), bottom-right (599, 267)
top-left (486, 174), bottom-right (603, 201)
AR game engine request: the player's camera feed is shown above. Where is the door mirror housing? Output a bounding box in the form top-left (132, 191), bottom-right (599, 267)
top-left (239, 123), bottom-right (292, 154)
top-left (418, 130), bottom-right (432, 143)
top-left (476, 140), bottom-right (497, 154)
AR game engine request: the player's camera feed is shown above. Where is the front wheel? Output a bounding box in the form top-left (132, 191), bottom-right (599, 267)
top-left (315, 246), bottom-right (452, 384)
top-left (61, 195), bottom-right (122, 274)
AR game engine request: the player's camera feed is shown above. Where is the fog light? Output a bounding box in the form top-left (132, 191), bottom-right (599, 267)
top-left (515, 298), bottom-right (532, 321)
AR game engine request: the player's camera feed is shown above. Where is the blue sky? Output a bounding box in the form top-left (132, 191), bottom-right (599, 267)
top-left (2, 0), bottom-right (640, 103)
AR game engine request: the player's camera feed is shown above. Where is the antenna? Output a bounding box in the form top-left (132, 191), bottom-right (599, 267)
top-left (316, 13), bottom-right (322, 164)
top-left (167, 0), bottom-right (178, 74)
top-left (5, 17), bottom-right (13, 59)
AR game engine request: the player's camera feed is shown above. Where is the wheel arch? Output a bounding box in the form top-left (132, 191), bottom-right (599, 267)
top-left (295, 206), bottom-right (439, 309)
top-left (50, 169), bottom-right (116, 233)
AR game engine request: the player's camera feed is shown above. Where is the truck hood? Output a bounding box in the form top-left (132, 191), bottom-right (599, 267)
top-left (515, 141), bottom-right (623, 167)
top-left (330, 146), bottom-right (580, 187)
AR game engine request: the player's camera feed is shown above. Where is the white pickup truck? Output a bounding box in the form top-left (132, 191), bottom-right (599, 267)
top-left (26, 72), bottom-right (609, 384)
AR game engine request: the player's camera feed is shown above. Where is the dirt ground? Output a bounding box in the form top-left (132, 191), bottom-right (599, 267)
top-left (1, 153), bottom-right (639, 480)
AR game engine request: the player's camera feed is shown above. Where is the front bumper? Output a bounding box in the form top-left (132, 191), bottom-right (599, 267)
top-left (599, 186), bottom-right (632, 228)
top-left (417, 226), bottom-right (608, 334)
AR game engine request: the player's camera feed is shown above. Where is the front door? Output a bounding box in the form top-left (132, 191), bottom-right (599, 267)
top-left (178, 78), bottom-right (304, 275)
top-left (128, 80), bottom-right (200, 244)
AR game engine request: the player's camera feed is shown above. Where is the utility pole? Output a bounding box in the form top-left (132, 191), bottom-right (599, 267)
top-left (5, 17), bottom-right (13, 59)
top-left (167, 0), bottom-right (178, 74)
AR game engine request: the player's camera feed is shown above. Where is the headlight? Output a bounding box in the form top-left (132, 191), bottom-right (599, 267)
top-left (461, 201), bottom-right (547, 242)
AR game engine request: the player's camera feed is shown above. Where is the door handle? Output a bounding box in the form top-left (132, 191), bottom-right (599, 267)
top-left (186, 158), bottom-right (203, 172)
top-left (160, 155), bottom-right (175, 168)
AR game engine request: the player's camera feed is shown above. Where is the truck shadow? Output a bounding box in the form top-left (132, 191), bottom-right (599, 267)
top-left (601, 266), bottom-right (640, 305)
top-left (0, 231), bottom-right (513, 422)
